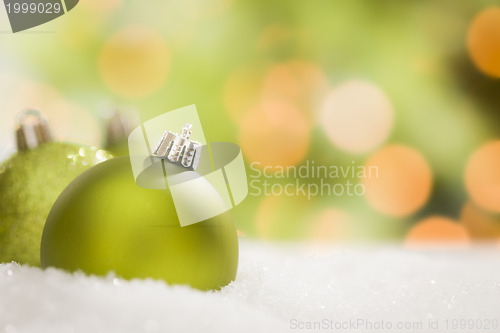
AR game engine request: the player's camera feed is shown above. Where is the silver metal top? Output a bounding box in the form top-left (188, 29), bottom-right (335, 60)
top-left (15, 109), bottom-right (53, 151)
top-left (153, 123), bottom-right (202, 170)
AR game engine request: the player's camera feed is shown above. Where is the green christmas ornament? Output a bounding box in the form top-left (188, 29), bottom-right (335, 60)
top-left (41, 156), bottom-right (239, 291)
top-left (0, 110), bottom-right (112, 266)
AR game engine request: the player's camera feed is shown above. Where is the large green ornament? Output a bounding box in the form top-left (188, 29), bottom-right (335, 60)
top-left (41, 156), bottom-right (239, 290)
top-left (0, 111), bottom-right (112, 266)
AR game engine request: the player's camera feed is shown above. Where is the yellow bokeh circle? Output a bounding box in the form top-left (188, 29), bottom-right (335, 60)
top-left (99, 26), bottom-right (170, 98)
top-left (223, 66), bottom-right (263, 124)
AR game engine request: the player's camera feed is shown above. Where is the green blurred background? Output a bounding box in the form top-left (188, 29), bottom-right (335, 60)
top-left (2, 0), bottom-right (500, 245)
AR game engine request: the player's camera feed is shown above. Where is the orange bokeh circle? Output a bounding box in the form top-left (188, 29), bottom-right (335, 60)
top-left (239, 99), bottom-right (311, 170)
top-left (319, 80), bottom-right (394, 154)
top-left (224, 60), bottom-right (329, 126)
top-left (406, 216), bottom-right (469, 245)
top-left (467, 7), bottom-right (500, 78)
top-left (363, 145), bottom-right (433, 217)
top-left (460, 201), bottom-right (500, 240)
top-left (309, 208), bottom-right (352, 242)
top-left (260, 60), bottom-right (330, 124)
top-left (465, 141), bottom-right (500, 213)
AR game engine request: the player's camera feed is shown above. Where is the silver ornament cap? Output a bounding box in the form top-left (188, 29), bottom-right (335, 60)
top-left (15, 110), bottom-right (53, 151)
top-left (153, 123), bottom-right (202, 170)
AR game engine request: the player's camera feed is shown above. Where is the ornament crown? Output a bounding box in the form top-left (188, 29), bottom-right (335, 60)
top-left (153, 123), bottom-right (202, 170)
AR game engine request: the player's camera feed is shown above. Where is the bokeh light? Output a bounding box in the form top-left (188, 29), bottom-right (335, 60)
top-left (363, 145), bottom-right (433, 217)
top-left (460, 202), bottom-right (500, 240)
top-left (256, 25), bottom-right (293, 52)
top-left (406, 216), bottom-right (469, 245)
top-left (48, 101), bottom-right (102, 148)
top-left (98, 26), bottom-right (170, 98)
top-left (1, 0), bottom-right (499, 245)
top-left (255, 195), bottom-right (277, 239)
top-left (0, 74), bottom-right (102, 162)
top-left (319, 80), bottom-right (394, 154)
top-left (467, 7), bottom-right (500, 78)
top-left (465, 141), bottom-right (500, 213)
top-left (224, 60), bottom-right (329, 126)
top-left (59, 9), bottom-right (103, 51)
top-left (223, 66), bottom-right (263, 124)
top-left (239, 99), bottom-right (311, 170)
top-left (309, 208), bottom-right (352, 242)
top-left (255, 192), bottom-right (312, 240)
top-left (261, 60), bottom-right (330, 125)
top-left (81, 0), bottom-right (123, 14)
top-left (185, 0), bottom-right (234, 19)
top-left (2, 75), bottom-right (69, 140)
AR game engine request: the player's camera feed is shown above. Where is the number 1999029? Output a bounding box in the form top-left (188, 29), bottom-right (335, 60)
top-left (5, 2), bottom-right (62, 14)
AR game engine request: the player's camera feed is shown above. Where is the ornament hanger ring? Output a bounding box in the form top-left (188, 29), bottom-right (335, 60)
top-left (15, 109), bottom-right (52, 151)
top-left (17, 109), bottom-right (44, 127)
top-left (153, 123), bottom-right (202, 170)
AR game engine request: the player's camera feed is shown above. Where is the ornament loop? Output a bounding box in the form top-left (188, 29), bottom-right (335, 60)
top-left (153, 123), bottom-right (202, 170)
top-left (16, 109), bottom-right (53, 151)
top-left (101, 105), bottom-right (139, 148)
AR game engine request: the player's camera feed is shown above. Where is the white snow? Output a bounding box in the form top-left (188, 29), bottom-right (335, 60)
top-left (1, 240), bottom-right (500, 333)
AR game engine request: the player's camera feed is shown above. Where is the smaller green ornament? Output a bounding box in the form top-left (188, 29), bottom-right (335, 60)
top-left (0, 110), bottom-right (112, 266)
